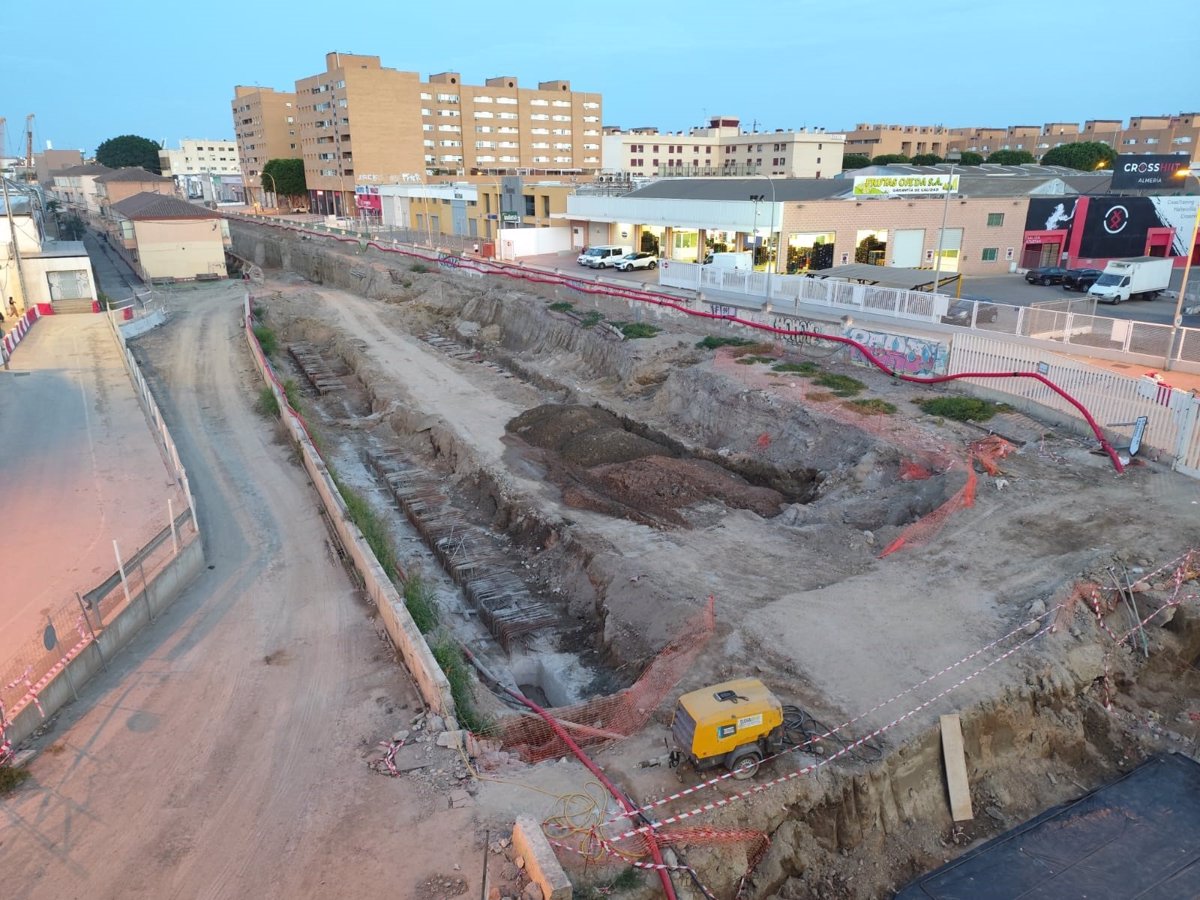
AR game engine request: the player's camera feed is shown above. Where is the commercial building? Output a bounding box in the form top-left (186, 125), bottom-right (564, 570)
top-left (602, 117), bottom-right (844, 179)
top-left (159, 139), bottom-right (244, 205)
top-left (231, 85), bottom-right (300, 207)
top-left (290, 51), bottom-right (602, 216)
top-left (377, 178), bottom-right (574, 243)
top-left (107, 192), bottom-right (230, 282)
top-left (1, 179), bottom-right (98, 314)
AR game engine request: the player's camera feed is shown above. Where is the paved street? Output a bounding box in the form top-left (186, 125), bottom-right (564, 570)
top-left (82, 229), bottom-right (144, 303)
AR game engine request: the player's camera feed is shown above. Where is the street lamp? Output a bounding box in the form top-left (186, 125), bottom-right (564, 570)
top-left (260, 171), bottom-right (277, 210)
top-left (1164, 168), bottom-right (1198, 371)
top-left (931, 164), bottom-right (958, 297)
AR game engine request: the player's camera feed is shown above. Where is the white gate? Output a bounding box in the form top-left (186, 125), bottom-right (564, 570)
top-left (47, 269), bottom-right (90, 300)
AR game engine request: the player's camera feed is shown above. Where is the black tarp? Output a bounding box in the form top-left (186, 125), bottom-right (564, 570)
top-left (895, 754), bottom-right (1200, 899)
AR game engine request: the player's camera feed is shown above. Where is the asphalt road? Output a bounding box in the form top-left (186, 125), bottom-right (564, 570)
top-left (959, 271), bottom-right (1199, 326)
top-left (82, 230), bottom-right (144, 303)
top-left (0, 316), bottom-right (183, 667)
top-left (1, 283), bottom-right (475, 898)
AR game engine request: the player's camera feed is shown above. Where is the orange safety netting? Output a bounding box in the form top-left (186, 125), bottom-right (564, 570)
top-left (492, 597), bottom-right (716, 762)
top-left (880, 436), bottom-right (1015, 558)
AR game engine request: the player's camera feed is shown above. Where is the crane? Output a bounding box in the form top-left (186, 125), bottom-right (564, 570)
top-left (25, 114), bottom-right (35, 182)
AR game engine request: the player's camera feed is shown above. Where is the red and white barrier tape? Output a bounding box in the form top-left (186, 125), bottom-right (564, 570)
top-left (370, 738), bottom-right (407, 776)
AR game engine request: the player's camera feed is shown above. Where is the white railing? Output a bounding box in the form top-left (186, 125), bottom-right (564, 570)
top-left (948, 331), bottom-right (1200, 474)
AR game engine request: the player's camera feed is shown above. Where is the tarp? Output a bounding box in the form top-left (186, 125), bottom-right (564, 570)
top-left (895, 754), bottom-right (1200, 899)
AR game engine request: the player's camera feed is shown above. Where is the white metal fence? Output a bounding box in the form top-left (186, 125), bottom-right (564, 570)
top-left (948, 331), bottom-right (1200, 475)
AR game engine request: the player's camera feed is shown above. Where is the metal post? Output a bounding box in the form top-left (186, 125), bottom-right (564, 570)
top-left (113, 539), bottom-right (133, 608)
top-left (1164, 200), bottom-right (1200, 371)
top-left (139, 560), bottom-right (154, 623)
top-left (75, 591), bottom-right (107, 670)
top-left (480, 830), bottom-right (490, 900)
top-left (931, 165), bottom-right (956, 297)
top-left (169, 498), bottom-right (179, 555)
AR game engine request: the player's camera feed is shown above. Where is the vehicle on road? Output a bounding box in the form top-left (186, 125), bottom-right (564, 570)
top-left (1061, 268), bottom-right (1102, 292)
top-left (577, 245), bottom-right (632, 268)
top-left (1025, 266), bottom-right (1068, 285)
top-left (1087, 256), bottom-right (1173, 304)
top-left (615, 252), bottom-right (658, 271)
top-left (703, 250), bottom-right (753, 270)
top-left (941, 297), bottom-right (1000, 326)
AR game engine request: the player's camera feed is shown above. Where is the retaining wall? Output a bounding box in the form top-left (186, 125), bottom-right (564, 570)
top-left (241, 294), bottom-right (456, 718)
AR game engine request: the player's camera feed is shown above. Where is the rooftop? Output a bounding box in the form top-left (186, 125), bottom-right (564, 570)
top-left (111, 192), bottom-right (221, 220)
top-left (626, 178), bottom-right (850, 202)
top-left (95, 167), bottom-right (173, 184)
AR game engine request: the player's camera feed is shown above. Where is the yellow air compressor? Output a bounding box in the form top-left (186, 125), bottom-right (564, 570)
top-left (669, 678), bottom-right (785, 779)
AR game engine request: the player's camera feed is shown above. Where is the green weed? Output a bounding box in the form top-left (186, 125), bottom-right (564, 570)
top-left (282, 378), bottom-right (302, 412)
top-left (845, 398), bottom-right (897, 415)
top-left (695, 335), bottom-right (754, 350)
top-left (252, 323), bottom-right (278, 357)
top-left (735, 355), bottom-right (776, 365)
top-left (773, 361), bottom-right (821, 375)
top-left (402, 574), bottom-right (439, 634)
top-left (616, 322), bottom-right (660, 339)
top-left (0, 765), bottom-right (30, 795)
top-left (432, 640), bottom-right (490, 733)
top-left (410, 262), bottom-right (431, 274)
top-left (813, 372), bottom-right (865, 397)
top-left (917, 396), bottom-right (1007, 422)
top-left (331, 472), bottom-right (399, 582)
top-left (580, 311), bottom-right (604, 328)
top-left (255, 387), bottom-right (280, 418)
top-left (548, 301), bottom-right (574, 313)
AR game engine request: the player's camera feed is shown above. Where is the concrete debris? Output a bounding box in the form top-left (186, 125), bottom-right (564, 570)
top-left (392, 729), bottom-right (410, 743)
top-left (523, 883), bottom-right (542, 900)
top-left (427, 714), bottom-right (446, 733)
top-left (515, 856), bottom-right (525, 869)
top-left (436, 730), bottom-right (464, 749)
top-left (448, 789), bottom-right (474, 809)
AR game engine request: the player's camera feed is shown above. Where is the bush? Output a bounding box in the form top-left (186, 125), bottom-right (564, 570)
top-left (845, 398), bottom-right (897, 415)
top-left (402, 574), bottom-right (439, 634)
top-left (548, 301), bottom-right (574, 313)
top-left (917, 396), bottom-right (1006, 422)
top-left (432, 639), bottom-right (489, 733)
top-left (773, 361), bottom-right (821, 375)
top-left (0, 765), bottom-right (30, 795)
top-left (255, 386), bottom-right (280, 418)
top-left (253, 323), bottom-right (278, 357)
top-left (580, 311), bottom-right (604, 328)
top-left (331, 472), bottom-right (399, 582)
top-left (282, 378), bottom-right (302, 412)
top-left (616, 322), bottom-right (660, 339)
top-left (695, 335), bottom-right (755, 350)
top-left (410, 262), bottom-right (431, 274)
top-left (813, 372), bottom-right (865, 396)
top-left (735, 355), bottom-right (775, 365)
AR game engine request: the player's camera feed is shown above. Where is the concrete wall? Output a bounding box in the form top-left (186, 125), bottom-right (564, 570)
top-left (22, 255), bottom-right (99, 305)
top-left (241, 294), bottom-right (456, 717)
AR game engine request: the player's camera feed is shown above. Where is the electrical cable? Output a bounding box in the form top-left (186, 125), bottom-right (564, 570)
top-left (781, 704), bottom-right (883, 765)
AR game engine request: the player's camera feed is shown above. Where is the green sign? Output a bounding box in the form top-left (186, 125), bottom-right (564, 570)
top-left (501, 211), bottom-right (520, 224)
top-left (852, 174), bottom-right (960, 197)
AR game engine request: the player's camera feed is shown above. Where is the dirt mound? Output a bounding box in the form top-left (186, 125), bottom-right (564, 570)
top-left (592, 456), bottom-right (783, 519)
top-left (509, 403), bottom-right (671, 467)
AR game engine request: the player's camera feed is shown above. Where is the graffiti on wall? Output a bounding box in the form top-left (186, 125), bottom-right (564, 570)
top-left (769, 314), bottom-right (840, 347)
top-left (844, 326), bottom-right (948, 376)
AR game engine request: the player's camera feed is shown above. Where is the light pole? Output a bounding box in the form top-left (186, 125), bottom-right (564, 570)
top-left (931, 164), bottom-right (957, 296)
top-left (1164, 168), bottom-right (1198, 371)
top-left (260, 171), bottom-right (277, 211)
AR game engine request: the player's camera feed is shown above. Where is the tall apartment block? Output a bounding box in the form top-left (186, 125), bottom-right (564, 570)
top-left (231, 85), bottom-right (300, 207)
top-left (292, 52), bottom-right (602, 216)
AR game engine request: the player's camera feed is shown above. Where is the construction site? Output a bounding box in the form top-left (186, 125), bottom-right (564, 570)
top-left (142, 221), bottom-right (1200, 896)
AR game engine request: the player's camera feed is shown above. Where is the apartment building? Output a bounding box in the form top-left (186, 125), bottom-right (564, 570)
top-left (602, 117), bottom-right (843, 178)
top-left (291, 52), bottom-right (602, 216)
top-left (159, 139), bottom-right (244, 205)
top-left (843, 123), bottom-right (949, 159)
top-left (231, 86), bottom-right (300, 206)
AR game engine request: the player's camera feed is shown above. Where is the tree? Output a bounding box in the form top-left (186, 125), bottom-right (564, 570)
top-left (95, 134), bottom-right (162, 172)
top-left (1040, 141), bottom-right (1115, 171)
top-left (910, 153), bottom-right (943, 166)
top-left (987, 149), bottom-right (1036, 165)
top-left (870, 153), bottom-right (910, 165)
top-left (957, 151), bottom-right (985, 166)
top-left (61, 213), bottom-right (86, 240)
top-left (261, 158), bottom-right (307, 205)
top-left (842, 153), bottom-right (871, 170)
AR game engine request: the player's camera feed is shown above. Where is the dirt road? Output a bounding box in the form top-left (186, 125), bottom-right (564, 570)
top-left (0, 283), bottom-right (477, 899)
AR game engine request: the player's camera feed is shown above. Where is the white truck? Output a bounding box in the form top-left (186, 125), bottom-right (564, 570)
top-left (1087, 256), bottom-right (1173, 304)
top-left (704, 251), bottom-right (753, 270)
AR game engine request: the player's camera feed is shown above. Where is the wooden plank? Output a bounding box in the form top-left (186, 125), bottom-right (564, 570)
top-left (940, 714), bottom-right (974, 822)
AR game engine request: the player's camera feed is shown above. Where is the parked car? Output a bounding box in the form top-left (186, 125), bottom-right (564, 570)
top-left (941, 297), bottom-right (1000, 326)
top-left (615, 252), bottom-right (658, 271)
top-left (1061, 268), bottom-right (1102, 292)
top-left (1025, 266), bottom-right (1068, 285)
top-left (577, 245), bottom-right (632, 268)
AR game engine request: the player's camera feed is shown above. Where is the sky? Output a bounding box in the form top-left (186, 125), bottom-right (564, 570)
top-left (4, 0), bottom-right (1198, 157)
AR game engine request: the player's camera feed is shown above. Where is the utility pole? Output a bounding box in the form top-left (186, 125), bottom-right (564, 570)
top-left (2, 176), bottom-right (32, 313)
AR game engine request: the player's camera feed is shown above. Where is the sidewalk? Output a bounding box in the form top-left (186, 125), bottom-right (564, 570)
top-left (83, 229), bottom-right (145, 302)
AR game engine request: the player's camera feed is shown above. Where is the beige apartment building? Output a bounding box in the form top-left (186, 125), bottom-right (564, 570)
top-left (108, 193), bottom-right (230, 281)
top-left (843, 123), bottom-right (950, 159)
top-left (602, 116), bottom-right (844, 178)
top-left (292, 52), bottom-right (602, 216)
top-left (232, 85), bottom-right (300, 207)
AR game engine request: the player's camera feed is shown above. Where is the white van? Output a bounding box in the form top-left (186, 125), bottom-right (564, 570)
top-left (577, 245), bottom-right (632, 268)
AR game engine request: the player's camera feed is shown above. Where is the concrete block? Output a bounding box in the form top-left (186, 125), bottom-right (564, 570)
top-left (436, 729), bottom-right (464, 749)
top-left (512, 816), bottom-right (571, 900)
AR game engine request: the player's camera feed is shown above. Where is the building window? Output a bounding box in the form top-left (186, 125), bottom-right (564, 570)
top-left (986, 212), bottom-right (1004, 227)
top-left (982, 247), bottom-right (999, 262)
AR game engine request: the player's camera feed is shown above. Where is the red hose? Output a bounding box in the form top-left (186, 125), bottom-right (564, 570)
top-left (238, 218), bottom-right (1127, 473)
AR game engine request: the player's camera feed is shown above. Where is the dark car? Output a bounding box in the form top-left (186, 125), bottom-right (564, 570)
top-left (1025, 265), bottom-right (1068, 285)
top-left (941, 297), bottom-right (1000, 326)
top-left (1061, 267), bottom-right (1102, 292)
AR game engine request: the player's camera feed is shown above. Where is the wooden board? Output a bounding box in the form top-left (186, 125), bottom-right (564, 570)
top-left (940, 714), bottom-right (974, 822)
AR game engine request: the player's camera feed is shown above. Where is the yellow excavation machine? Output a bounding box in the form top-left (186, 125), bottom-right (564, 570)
top-left (668, 678), bottom-right (786, 780)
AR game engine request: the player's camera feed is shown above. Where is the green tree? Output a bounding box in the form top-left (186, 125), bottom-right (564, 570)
top-left (910, 153), bottom-right (943, 166)
top-left (95, 134), bottom-right (162, 172)
top-left (61, 213), bottom-right (86, 240)
top-left (987, 149), bottom-right (1036, 165)
top-left (1040, 141), bottom-right (1115, 171)
top-left (261, 158), bottom-right (307, 204)
top-left (842, 153), bottom-right (871, 170)
top-left (870, 153), bottom-right (911, 165)
top-left (957, 151), bottom-right (985, 166)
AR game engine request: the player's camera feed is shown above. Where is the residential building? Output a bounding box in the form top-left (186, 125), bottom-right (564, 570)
top-left (231, 85), bottom-right (300, 207)
top-left (107, 192), bottom-right (230, 281)
top-left (1, 179), bottom-right (98, 314)
top-left (291, 51), bottom-right (602, 216)
top-left (377, 178), bottom-right (574, 242)
top-left (602, 117), bottom-right (843, 179)
top-left (843, 123), bottom-right (949, 159)
top-left (159, 139), bottom-right (244, 205)
top-left (51, 163), bottom-right (112, 217)
top-left (94, 168), bottom-right (176, 221)
top-left (34, 148), bottom-right (84, 186)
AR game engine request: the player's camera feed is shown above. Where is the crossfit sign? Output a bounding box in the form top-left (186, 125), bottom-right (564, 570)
top-left (1109, 154), bottom-right (1191, 190)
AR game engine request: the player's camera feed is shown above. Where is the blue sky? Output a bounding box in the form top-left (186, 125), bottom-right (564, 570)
top-left (4, 0), bottom-right (1198, 156)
